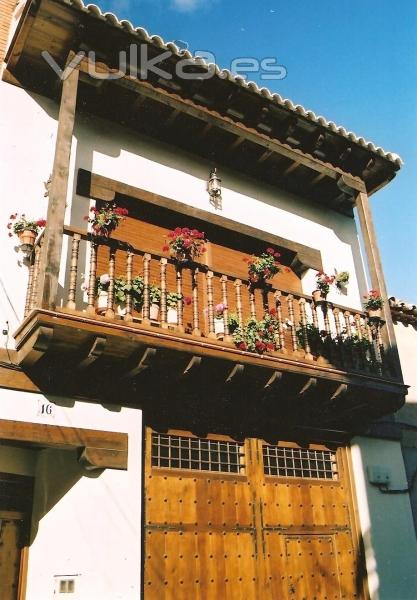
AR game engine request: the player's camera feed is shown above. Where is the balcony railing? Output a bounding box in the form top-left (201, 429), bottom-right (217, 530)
top-left (23, 226), bottom-right (389, 378)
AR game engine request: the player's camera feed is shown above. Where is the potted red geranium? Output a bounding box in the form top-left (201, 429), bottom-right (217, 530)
top-left (163, 227), bottom-right (207, 263)
top-left (245, 248), bottom-right (285, 286)
top-left (85, 203), bottom-right (128, 237)
top-left (7, 213), bottom-right (46, 251)
top-left (313, 271), bottom-right (335, 302)
top-left (363, 290), bottom-right (384, 320)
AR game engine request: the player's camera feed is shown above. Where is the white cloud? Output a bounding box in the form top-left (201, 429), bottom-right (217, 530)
top-left (171, 0), bottom-right (203, 11)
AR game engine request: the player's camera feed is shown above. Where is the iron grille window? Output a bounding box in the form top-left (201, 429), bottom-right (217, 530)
top-left (151, 433), bottom-right (245, 474)
top-left (263, 445), bottom-right (338, 480)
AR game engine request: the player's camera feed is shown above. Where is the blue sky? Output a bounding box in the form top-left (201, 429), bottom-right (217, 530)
top-left (99, 0), bottom-right (417, 301)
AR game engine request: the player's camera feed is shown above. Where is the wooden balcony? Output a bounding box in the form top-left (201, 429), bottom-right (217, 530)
top-left (15, 228), bottom-right (406, 438)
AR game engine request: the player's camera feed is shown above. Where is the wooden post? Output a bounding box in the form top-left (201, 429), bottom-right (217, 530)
top-left (36, 54), bottom-right (79, 309)
top-left (355, 191), bottom-right (403, 379)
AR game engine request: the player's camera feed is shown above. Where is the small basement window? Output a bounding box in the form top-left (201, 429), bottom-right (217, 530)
top-left (263, 445), bottom-right (338, 480)
top-left (151, 433), bottom-right (245, 474)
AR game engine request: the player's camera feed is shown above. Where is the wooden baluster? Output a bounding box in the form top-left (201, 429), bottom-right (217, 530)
top-left (105, 246), bottom-right (116, 319)
top-left (142, 253), bottom-right (151, 324)
top-left (274, 291), bottom-right (286, 353)
top-left (365, 321), bottom-right (378, 372)
top-left (354, 313), bottom-right (366, 370)
top-left (29, 245), bottom-right (42, 312)
top-left (333, 307), bottom-right (345, 366)
top-left (192, 267), bottom-right (201, 336)
top-left (299, 298), bottom-right (313, 359)
top-left (322, 303), bottom-right (334, 363)
top-left (87, 241), bottom-right (98, 315)
top-left (249, 287), bottom-right (256, 319)
top-left (221, 275), bottom-right (232, 342)
top-left (24, 256), bottom-right (35, 317)
top-left (372, 321), bottom-right (383, 374)
top-left (311, 300), bottom-right (319, 330)
top-left (124, 250), bottom-right (133, 322)
top-left (176, 265), bottom-right (184, 333)
top-left (206, 270), bottom-right (216, 339)
top-left (262, 288), bottom-right (269, 313)
top-left (344, 310), bottom-right (355, 369)
top-left (66, 233), bottom-right (81, 310)
top-left (160, 258), bottom-right (168, 328)
top-left (286, 294), bottom-right (298, 353)
top-left (234, 279), bottom-right (244, 325)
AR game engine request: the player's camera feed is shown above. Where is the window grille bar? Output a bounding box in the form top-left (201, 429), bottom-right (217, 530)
top-left (263, 444), bottom-right (338, 480)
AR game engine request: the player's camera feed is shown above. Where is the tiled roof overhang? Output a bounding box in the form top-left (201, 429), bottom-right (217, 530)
top-left (390, 297), bottom-right (417, 326)
top-left (4, 0), bottom-right (402, 206)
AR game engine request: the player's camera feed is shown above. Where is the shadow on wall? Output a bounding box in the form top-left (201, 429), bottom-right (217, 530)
top-left (29, 447), bottom-right (102, 545)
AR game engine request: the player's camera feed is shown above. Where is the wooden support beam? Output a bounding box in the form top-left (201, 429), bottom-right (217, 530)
top-left (308, 172), bottom-right (326, 188)
top-left (182, 355), bottom-right (202, 376)
top-left (331, 383), bottom-right (348, 401)
top-left (77, 336), bottom-right (107, 370)
top-left (264, 370), bottom-right (283, 390)
top-left (17, 326), bottom-right (53, 368)
top-left (36, 54), bottom-right (79, 310)
top-left (280, 161), bottom-right (300, 178)
top-left (257, 150), bottom-right (273, 164)
top-left (122, 347), bottom-right (157, 379)
top-left (164, 108), bottom-right (181, 127)
top-left (355, 191), bottom-right (403, 379)
top-left (298, 377), bottom-right (317, 397)
top-left (226, 363), bottom-right (244, 383)
top-left (227, 136), bottom-right (245, 154)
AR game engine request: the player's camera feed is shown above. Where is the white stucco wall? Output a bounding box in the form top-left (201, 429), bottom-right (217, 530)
top-left (351, 437), bottom-right (417, 600)
top-left (0, 389), bottom-right (142, 600)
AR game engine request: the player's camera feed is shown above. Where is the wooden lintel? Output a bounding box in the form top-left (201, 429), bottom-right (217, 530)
top-left (226, 364), bottom-right (244, 383)
top-left (0, 419), bottom-right (128, 471)
top-left (298, 377), bottom-right (317, 397)
top-left (17, 325), bottom-right (53, 368)
top-left (77, 336), bottom-right (107, 370)
top-left (182, 355), bottom-right (202, 376)
top-left (122, 347), bottom-right (157, 379)
top-left (76, 59), bottom-right (366, 193)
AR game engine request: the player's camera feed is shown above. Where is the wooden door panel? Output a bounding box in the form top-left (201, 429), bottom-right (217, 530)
top-left (144, 430), bottom-right (366, 600)
top-left (145, 530), bottom-right (258, 600)
top-left (0, 518), bottom-right (23, 600)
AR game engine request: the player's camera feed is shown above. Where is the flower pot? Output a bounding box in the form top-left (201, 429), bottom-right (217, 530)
top-left (18, 229), bottom-right (36, 248)
top-left (116, 302), bottom-right (126, 317)
top-left (367, 308), bottom-right (382, 320)
top-left (96, 291), bottom-right (108, 314)
top-left (149, 303), bottom-right (160, 320)
top-left (214, 318), bottom-right (225, 338)
top-left (312, 289), bottom-right (327, 303)
top-left (167, 308), bottom-right (178, 325)
top-left (174, 251), bottom-right (192, 264)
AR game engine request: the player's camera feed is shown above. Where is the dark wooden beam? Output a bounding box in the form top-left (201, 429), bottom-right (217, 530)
top-left (36, 54), bottom-right (79, 310)
top-left (0, 419), bottom-right (128, 471)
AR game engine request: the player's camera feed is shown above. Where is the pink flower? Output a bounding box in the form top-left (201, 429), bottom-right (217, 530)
top-left (238, 342), bottom-right (247, 351)
top-left (183, 296), bottom-right (192, 306)
top-left (162, 245), bottom-right (170, 252)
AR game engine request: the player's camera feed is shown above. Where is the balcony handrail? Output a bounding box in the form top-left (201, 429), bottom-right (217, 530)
top-left (62, 225), bottom-right (367, 318)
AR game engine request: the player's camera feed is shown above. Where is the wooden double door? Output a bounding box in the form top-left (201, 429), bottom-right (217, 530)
top-left (144, 429), bottom-right (367, 600)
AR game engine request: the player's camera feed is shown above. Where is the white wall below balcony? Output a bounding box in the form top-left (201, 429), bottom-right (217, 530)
top-left (351, 437), bottom-right (417, 600)
top-left (0, 388), bottom-right (142, 600)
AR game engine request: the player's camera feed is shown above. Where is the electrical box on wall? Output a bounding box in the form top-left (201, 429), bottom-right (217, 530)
top-left (367, 465), bottom-right (391, 485)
